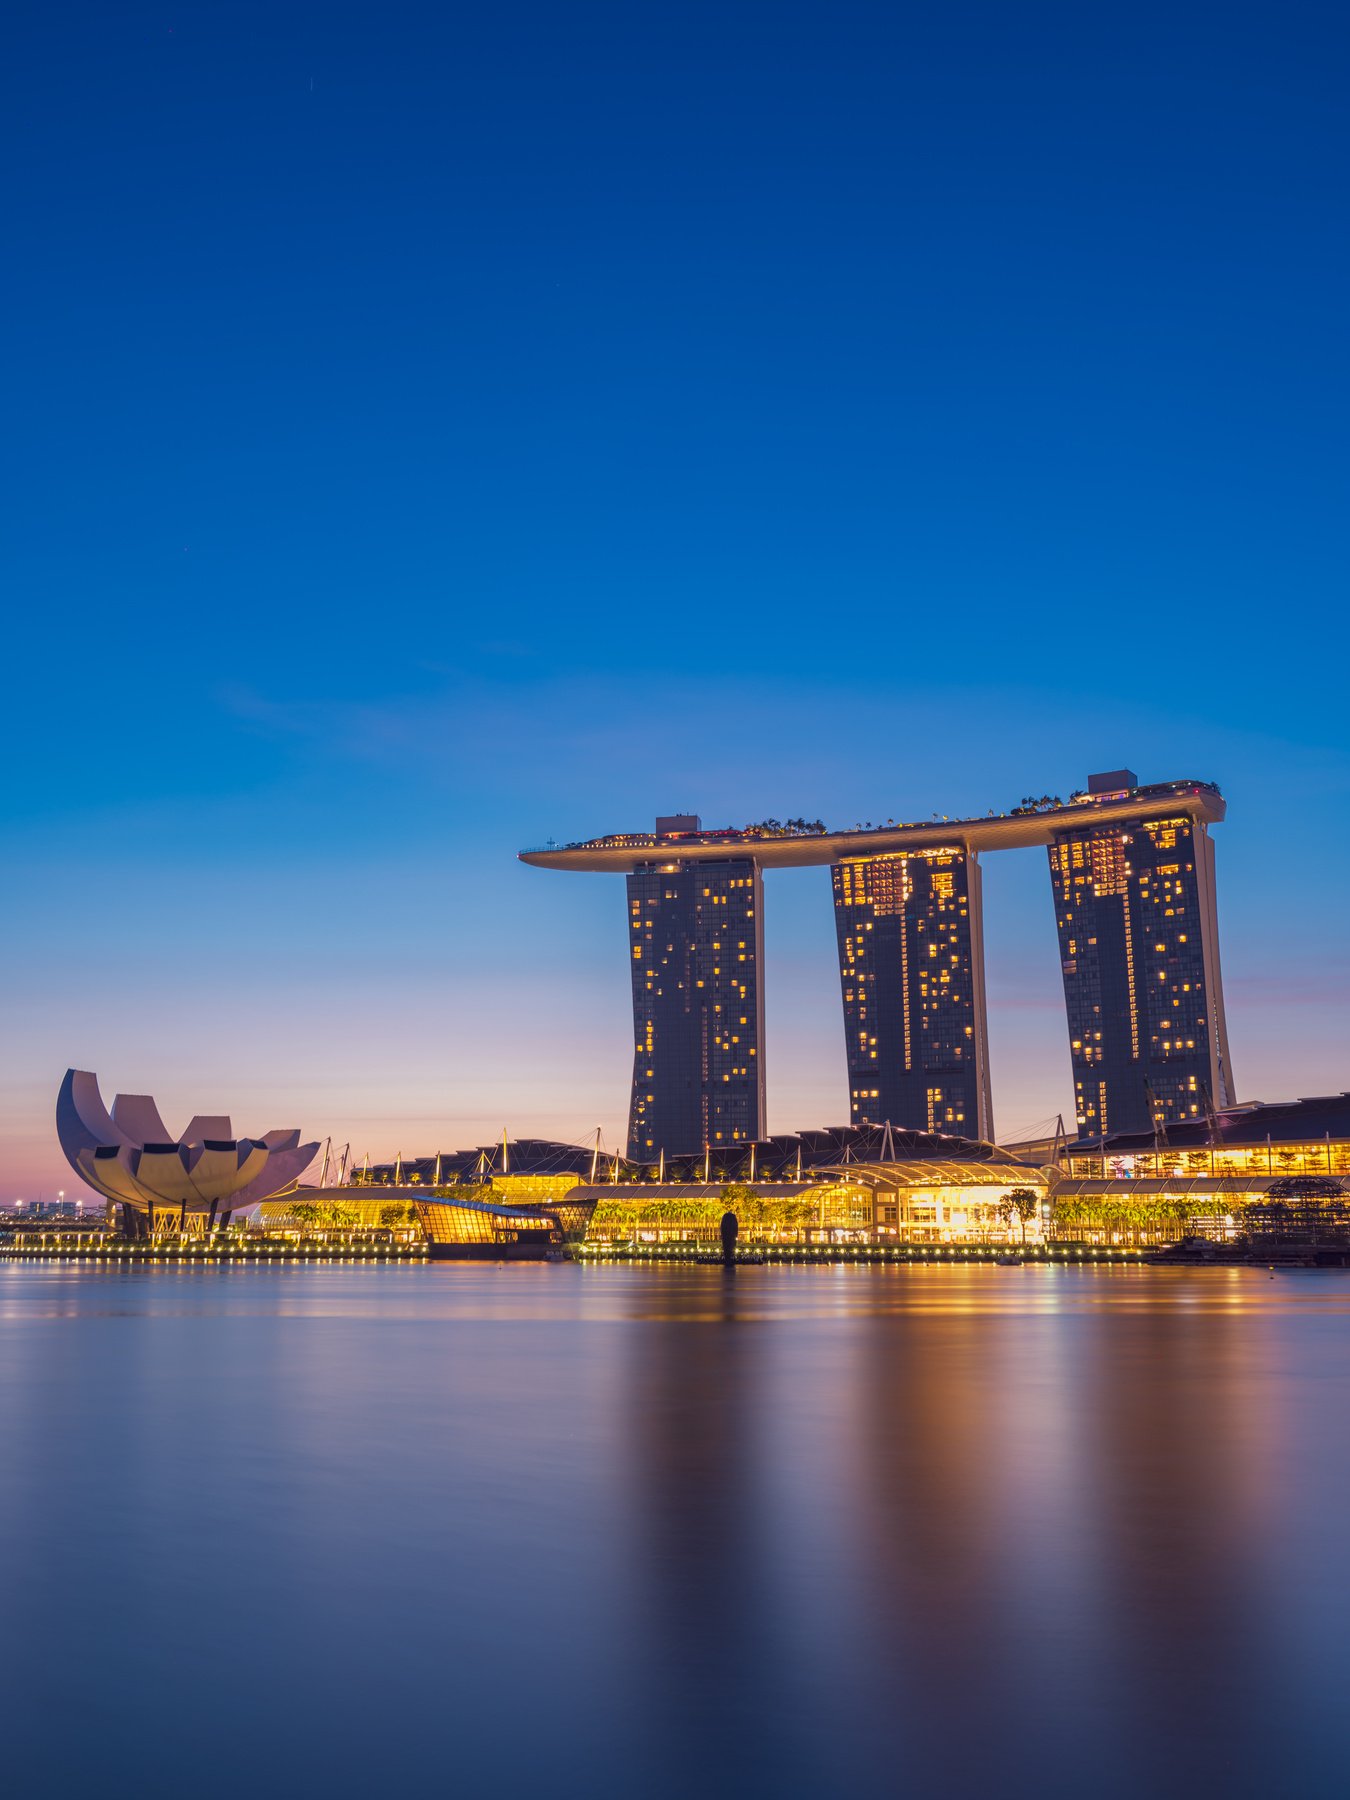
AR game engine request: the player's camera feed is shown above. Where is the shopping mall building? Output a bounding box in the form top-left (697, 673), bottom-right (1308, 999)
top-left (315, 1096), bottom-right (1350, 1254)
top-left (328, 1125), bottom-right (1047, 1252)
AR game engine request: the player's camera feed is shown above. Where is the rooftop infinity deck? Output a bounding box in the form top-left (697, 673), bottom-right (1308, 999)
top-left (519, 781), bottom-right (1225, 872)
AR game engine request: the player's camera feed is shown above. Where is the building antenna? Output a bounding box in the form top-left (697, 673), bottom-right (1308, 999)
top-left (501, 1128), bottom-right (510, 1176)
top-left (1143, 1079), bottom-right (1168, 1154)
top-left (590, 1128), bottom-right (601, 1186)
top-left (337, 1143), bottom-right (350, 1185)
top-left (1199, 1083), bottom-right (1221, 1149)
top-left (882, 1119), bottom-right (895, 1162)
top-left (658, 1147), bottom-right (665, 1183)
top-left (795, 1140), bottom-right (802, 1182)
top-left (1050, 1114), bottom-right (1067, 1168)
top-left (749, 1140), bottom-right (756, 1183)
top-left (394, 1149), bottom-right (402, 1186)
top-left (318, 1136), bottom-right (331, 1187)
top-left (433, 1152), bottom-right (442, 1187)
top-left (703, 1142), bottom-right (711, 1184)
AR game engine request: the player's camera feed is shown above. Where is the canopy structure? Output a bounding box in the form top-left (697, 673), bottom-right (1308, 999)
top-left (1051, 1175), bottom-right (1290, 1198)
top-left (814, 1160), bottom-right (1047, 1190)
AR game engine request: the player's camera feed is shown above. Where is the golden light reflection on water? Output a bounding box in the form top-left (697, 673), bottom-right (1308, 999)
top-left (4, 1260), bottom-right (1344, 1325)
top-left (1, 1262), bottom-right (1348, 1799)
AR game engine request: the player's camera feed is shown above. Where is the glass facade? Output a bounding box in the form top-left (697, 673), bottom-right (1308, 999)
top-left (627, 856), bottom-right (765, 1158)
top-left (1065, 1139), bottom-right (1350, 1181)
top-left (832, 850), bottom-right (992, 1138)
top-left (257, 1194), bottom-right (419, 1232)
top-left (578, 1163), bottom-right (1045, 1247)
top-left (1048, 1120), bottom-right (1350, 1247)
top-left (415, 1197), bottom-right (561, 1249)
top-left (1049, 802), bottom-right (1234, 1138)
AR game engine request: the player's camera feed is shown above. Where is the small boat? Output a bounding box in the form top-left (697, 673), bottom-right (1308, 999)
top-left (994, 1253), bottom-right (1024, 1266)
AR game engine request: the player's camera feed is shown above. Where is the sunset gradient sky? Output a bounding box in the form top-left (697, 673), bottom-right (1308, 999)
top-left (4, 2), bottom-right (1348, 1196)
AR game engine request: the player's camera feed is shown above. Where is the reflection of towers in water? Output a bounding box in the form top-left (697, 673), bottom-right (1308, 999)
top-left (612, 1271), bottom-right (1292, 1796)
top-left (616, 1274), bottom-right (830, 1798)
top-left (620, 1280), bottom-right (761, 1666)
top-left (832, 848), bottom-right (992, 1139)
top-left (841, 1273), bottom-right (1284, 1795)
top-left (839, 1285), bottom-right (1038, 1778)
top-left (1064, 1283), bottom-right (1282, 1783)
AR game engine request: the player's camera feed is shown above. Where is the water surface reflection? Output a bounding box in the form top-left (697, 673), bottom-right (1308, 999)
top-left (1, 1263), bottom-right (1346, 1798)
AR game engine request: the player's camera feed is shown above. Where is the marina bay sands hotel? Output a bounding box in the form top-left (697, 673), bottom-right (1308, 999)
top-left (520, 771), bottom-right (1235, 1156)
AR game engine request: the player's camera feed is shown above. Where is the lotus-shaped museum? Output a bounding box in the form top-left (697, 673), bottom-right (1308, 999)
top-left (57, 1069), bottom-right (319, 1236)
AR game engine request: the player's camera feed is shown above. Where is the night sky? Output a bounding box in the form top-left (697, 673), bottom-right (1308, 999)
top-left (5, 2), bottom-right (1348, 1195)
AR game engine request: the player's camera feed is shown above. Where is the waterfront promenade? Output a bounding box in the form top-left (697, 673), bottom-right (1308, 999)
top-left (0, 1231), bottom-right (1142, 1267)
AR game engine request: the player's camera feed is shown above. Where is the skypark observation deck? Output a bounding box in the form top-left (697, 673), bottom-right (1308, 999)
top-left (518, 781), bottom-right (1225, 872)
top-left (520, 776), bottom-right (1232, 1154)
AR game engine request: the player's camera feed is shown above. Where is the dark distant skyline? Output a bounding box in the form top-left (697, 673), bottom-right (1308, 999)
top-left (3, 3), bottom-right (1349, 1193)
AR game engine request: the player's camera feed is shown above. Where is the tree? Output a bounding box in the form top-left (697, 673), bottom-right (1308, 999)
top-left (439, 1182), bottom-right (493, 1202)
top-left (744, 818), bottom-right (828, 839)
top-left (1000, 1187), bottom-right (1039, 1245)
top-left (588, 1186), bottom-right (821, 1246)
top-left (719, 1183), bottom-right (761, 1208)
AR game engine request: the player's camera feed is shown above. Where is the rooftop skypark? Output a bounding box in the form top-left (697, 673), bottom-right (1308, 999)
top-left (519, 778), bottom-right (1224, 871)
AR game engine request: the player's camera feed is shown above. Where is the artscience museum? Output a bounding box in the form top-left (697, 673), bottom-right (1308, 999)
top-left (56, 1069), bottom-right (319, 1238)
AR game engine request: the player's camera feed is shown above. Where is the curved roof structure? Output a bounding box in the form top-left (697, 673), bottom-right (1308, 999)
top-left (813, 1160), bottom-right (1048, 1190)
top-left (56, 1069), bottom-right (319, 1216)
top-left (519, 781), bottom-right (1225, 872)
top-left (414, 1192), bottom-right (564, 1249)
top-left (1051, 1175), bottom-right (1319, 1198)
top-left (359, 1123), bottom-right (1033, 1190)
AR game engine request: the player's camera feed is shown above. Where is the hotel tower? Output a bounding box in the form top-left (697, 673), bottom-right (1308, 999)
top-left (832, 848), bottom-right (993, 1139)
top-left (625, 820), bottom-right (766, 1159)
top-left (1048, 770), bottom-right (1234, 1138)
top-left (520, 772), bottom-right (1233, 1151)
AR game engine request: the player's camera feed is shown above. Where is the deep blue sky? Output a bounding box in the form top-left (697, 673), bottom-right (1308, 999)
top-left (4, 2), bottom-right (1348, 1192)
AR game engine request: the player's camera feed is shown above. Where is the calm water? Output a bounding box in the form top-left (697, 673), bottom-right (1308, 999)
top-left (3, 1262), bottom-right (1350, 1798)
